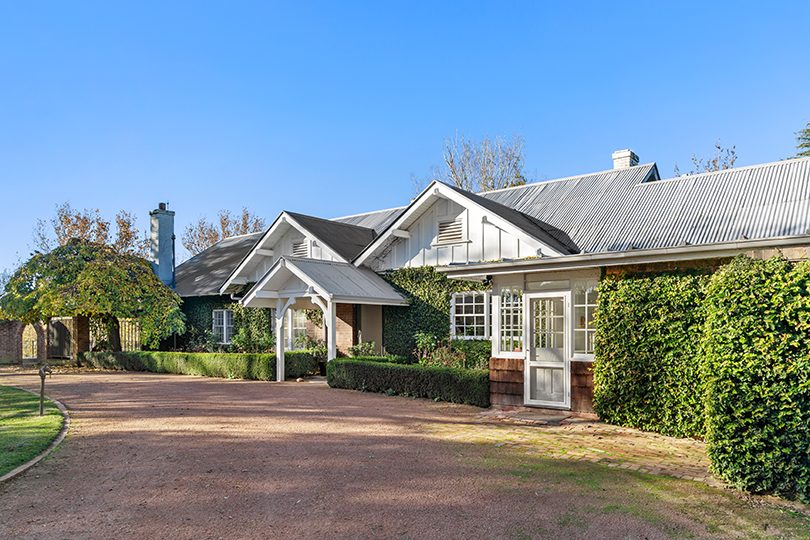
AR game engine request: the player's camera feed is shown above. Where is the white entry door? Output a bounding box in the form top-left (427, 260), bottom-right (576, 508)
top-left (524, 292), bottom-right (571, 408)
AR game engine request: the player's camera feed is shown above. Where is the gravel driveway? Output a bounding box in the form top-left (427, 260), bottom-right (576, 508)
top-left (0, 371), bottom-right (805, 539)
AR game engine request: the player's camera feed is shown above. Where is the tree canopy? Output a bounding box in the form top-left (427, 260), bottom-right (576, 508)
top-left (797, 121), bottom-right (810, 158)
top-left (0, 239), bottom-right (185, 349)
top-left (674, 142), bottom-right (738, 176)
top-left (182, 208), bottom-right (266, 256)
top-left (34, 202), bottom-right (149, 256)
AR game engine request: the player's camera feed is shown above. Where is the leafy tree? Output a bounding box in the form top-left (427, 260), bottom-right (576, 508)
top-left (182, 208), bottom-right (266, 256)
top-left (34, 203), bottom-right (149, 256)
top-left (674, 142), bottom-right (738, 176)
top-left (0, 239), bottom-right (185, 350)
top-left (796, 121), bottom-right (810, 158)
top-left (416, 134), bottom-right (527, 193)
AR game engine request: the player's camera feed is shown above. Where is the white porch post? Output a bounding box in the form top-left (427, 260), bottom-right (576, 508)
top-left (326, 300), bottom-right (337, 361)
top-left (275, 297), bottom-right (296, 382)
top-left (275, 300), bottom-right (286, 382)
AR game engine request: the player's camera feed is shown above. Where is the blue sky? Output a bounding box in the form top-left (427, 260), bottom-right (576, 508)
top-left (1, 1), bottom-right (808, 270)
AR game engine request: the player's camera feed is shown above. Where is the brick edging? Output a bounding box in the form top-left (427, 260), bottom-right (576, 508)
top-left (0, 387), bottom-right (71, 483)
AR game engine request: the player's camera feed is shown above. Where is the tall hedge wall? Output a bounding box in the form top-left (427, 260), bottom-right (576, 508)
top-left (593, 256), bottom-right (810, 502)
top-left (702, 257), bottom-right (810, 502)
top-left (592, 270), bottom-right (711, 438)
top-left (381, 267), bottom-right (483, 357)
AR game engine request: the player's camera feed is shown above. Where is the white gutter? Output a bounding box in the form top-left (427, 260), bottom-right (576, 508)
top-left (439, 235), bottom-right (810, 278)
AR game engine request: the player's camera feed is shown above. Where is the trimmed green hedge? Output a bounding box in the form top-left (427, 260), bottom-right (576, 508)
top-left (80, 350), bottom-right (320, 380)
top-left (593, 256), bottom-right (810, 503)
top-left (350, 355), bottom-right (414, 364)
top-left (593, 270), bottom-right (711, 438)
top-left (450, 339), bottom-right (492, 370)
top-left (326, 358), bottom-right (489, 407)
top-left (703, 257), bottom-right (810, 502)
top-left (381, 267), bottom-right (483, 357)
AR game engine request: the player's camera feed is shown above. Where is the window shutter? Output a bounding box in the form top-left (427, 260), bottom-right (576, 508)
top-left (437, 219), bottom-right (464, 244)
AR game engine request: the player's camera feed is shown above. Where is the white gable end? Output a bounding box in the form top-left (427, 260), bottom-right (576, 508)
top-left (360, 183), bottom-right (561, 272)
top-left (220, 212), bottom-right (346, 294)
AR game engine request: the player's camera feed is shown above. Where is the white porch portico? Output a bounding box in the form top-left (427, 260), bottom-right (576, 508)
top-left (240, 257), bottom-right (408, 381)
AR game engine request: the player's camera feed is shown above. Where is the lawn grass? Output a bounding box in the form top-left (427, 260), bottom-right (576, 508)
top-left (0, 385), bottom-right (64, 477)
top-left (473, 447), bottom-right (810, 539)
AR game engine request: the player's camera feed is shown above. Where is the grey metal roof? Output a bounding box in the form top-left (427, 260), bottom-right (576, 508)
top-left (285, 211), bottom-right (376, 261)
top-left (174, 232), bottom-right (262, 297)
top-left (479, 159), bottom-right (810, 253)
top-left (444, 183), bottom-right (580, 255)
top-left (265, 257), bottom-right (407, 305)
top-left (332, 206), bottom-right (406, 233)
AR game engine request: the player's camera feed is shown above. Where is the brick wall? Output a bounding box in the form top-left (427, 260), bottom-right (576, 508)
top-left (302, 304), bottom-right (358, 356)
top-left (0, 320), bottom-right (23, 363)
top-left (335, 303), bottom-right (357, 355)
top-left (0, 320), bottom-right (48, 363)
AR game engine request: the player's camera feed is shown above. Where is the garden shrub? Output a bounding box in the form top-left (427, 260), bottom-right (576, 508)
top-left (450, 339), bottom-right (491, 370)
top-left (81, 350), bottom-right (320, 380)
top-left (703, 256), bottom-right (810, 502)
top-left (351, 355), bottom-right (414, 364)
top-left (283, 350), bottom-right (320, 378)
top-left (348, 340), bottom-right (377, 357)
top-left (81, 351), bottom-right (275, 380)
top-left (381, 267), bottom-right (483, 357)
top-left (229, 304), bottom-right (275, 353)
top-left (592, 270), bottom-right (711, 438)
top-left (327, 358), bottom-right (490, 407)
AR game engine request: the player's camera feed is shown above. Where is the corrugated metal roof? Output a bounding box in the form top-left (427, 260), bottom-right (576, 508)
top-left (332, 206), bottom-right (406, 233)
top-left (262, 257), bottom-right (407, 305)
top-left (478, 159), bottom-right (810, 253)
top-left (174, 233), bottom-right (262, 297)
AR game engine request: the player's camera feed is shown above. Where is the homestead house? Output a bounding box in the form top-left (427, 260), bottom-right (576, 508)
top-left (170, 150), bottom-right (810, 412)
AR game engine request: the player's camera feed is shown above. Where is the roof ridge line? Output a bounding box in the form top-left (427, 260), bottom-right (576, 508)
top-left (330, 205), bottom-right (407, 221)
top-left (478, 163), bottom-right (658, 195)
top-left (651, 156), bottom-right (810, 184)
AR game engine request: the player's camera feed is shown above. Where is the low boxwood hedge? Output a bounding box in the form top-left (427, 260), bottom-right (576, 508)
top-left (80, 350), bottom-right (320, 381)
top-left (326, 358), bottom-right (489, 407)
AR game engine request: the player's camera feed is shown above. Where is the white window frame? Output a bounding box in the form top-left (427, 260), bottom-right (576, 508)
top-left (286, 309), bottom-right (309, 349)
top-left (572, 280), bottom-right (598, 360)
top-left (212, 309), bottom-right (234, 345)
top-left (494, 287), bottom-right (524, 358)
top-left (450, 291), bottom-right (491, 340)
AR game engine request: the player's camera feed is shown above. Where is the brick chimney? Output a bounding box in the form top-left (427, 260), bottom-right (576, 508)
top-left (612, 149), bottom-right (639, 169)
top-left (149, 202), bottom-right (176, 287)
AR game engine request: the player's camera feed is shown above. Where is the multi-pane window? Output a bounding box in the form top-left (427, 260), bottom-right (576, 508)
top-left (573, 282), bottom-right (598, 356)
top-left (499, 288), bottom-right (524, 353)
top-left (212, 309), bottom-right (234, 344)
top-left (451, 292), bottom-right (490, 339)
top-left (289, 309), bottom-right (309, 349)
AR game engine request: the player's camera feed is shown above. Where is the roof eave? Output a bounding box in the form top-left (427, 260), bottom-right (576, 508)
top-left (439, 235), bottom-right (810, 278)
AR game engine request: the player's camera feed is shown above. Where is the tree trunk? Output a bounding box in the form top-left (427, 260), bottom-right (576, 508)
top-left (106, 315), bottom-right (122, 352)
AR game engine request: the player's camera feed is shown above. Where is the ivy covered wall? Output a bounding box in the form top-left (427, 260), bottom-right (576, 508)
top-left (381, 267), bottom-right (484, 357)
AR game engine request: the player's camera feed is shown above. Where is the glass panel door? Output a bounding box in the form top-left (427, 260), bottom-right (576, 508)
top-left (524, 293), bottom-right (570, 408)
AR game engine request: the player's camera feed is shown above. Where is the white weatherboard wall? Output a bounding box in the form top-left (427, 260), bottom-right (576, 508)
top-left (245, 225), bottom-right (345, 283)
top-left (368, 197), bottom-right (548, 271)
